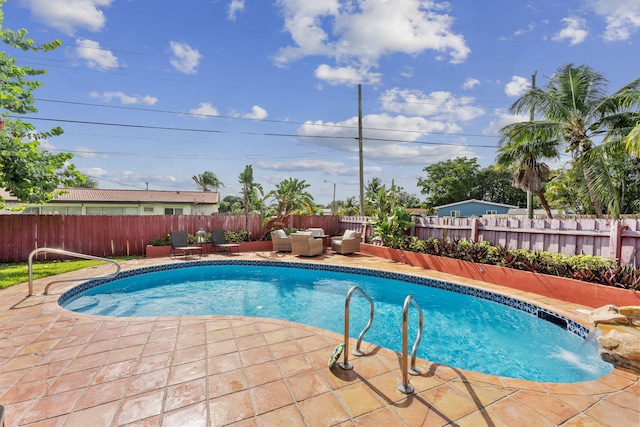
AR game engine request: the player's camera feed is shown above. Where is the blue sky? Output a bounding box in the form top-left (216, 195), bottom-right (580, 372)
top-left (3, 0), bottom-right (640, 205)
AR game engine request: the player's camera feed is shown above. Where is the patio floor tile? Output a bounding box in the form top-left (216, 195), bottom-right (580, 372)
top-left (0, 253), bottom-right (637, 426)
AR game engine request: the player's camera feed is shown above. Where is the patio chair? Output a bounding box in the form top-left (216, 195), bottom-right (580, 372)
top-left (170, 230), bottom-right (202, 259)
top-left (271, 229), bottom-right (292, 252)
top-left (291, 232), bottom-right (323, 257)
top-left (211, 229), bottom-right (240, 255)
top-left (331, 230), bottom-right (362, 255)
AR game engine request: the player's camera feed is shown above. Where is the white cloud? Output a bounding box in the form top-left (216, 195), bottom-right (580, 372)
top-left (256, 159), bottom-right (345, 173)
top-left (90, 91), bottom-right (157, 105)
top-left (314, 64), bottom-right (382, 85)
top-left (400, 67), bottom-right (414, 78)
top-left (505, 76), bottom-right (529, 97)
top-left (243, 105), bottom-right (268, 120)
top-left (482, 108), bottom-right (529, 137)
top-left (228, 0), bottom-right (245, 21)
top-left (189, 102), bottom-right (219, 118)
top-left (513, 23), bottom-right (537, 37)
top-left (73, 146), bottom-right (109, 158)
top-left (586, 0), bottom-right (640, 41)
top-left (169, 41), bottom-right (202, 74)
top-left (22, 0), bottom-right (112, 35)
top-left (81, 167), bottom-right (179, 189)
top-left (379, 88), bottom-right (485, 122)
top-left (295, 113), bottom-right (473, 166)
top-left (273, 0), bottom-right (470, 78)
top-left (462, 78), bottom-right (480, 90)
top-left (553, 17), bottom-right (588, 45)
top-left (74, 39), bottom-right (119, 70)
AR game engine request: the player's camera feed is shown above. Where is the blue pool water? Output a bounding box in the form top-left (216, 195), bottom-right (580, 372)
top-left (60, 262), bottom-right (612, 383)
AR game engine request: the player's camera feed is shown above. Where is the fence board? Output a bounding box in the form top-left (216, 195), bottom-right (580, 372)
top-left (2, 214), bottom-right (639, 265)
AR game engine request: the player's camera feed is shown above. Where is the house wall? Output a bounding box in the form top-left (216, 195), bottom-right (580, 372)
top-left (436, 201), bottom-right (512, 217)
top-left (1, 202), bottom-right (218, 216)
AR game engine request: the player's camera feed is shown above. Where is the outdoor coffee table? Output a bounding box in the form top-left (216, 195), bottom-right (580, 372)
top-left (215, 243), bottom-right (240, 256)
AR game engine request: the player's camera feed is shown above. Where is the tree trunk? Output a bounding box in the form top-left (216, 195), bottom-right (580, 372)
top-left (536, 190), bottom-right (553, 219)
top-left (582, 163), bottom-right (604, 218)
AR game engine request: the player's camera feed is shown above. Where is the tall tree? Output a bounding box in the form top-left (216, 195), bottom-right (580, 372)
top-left (417, 157), bottom-right (481, 208)
top-left (218, 195), bottom-right (243, 213)
top-left (192, 171), bottom-right (224, 192)
top-left (0, 2), bottom-right (84, 208)
top-left (70, 174), bottom-right (99, 188)
top-left (472, 166), bottom-right (528, 208)
top-left (266, 178), bottom-right (314, 228)
top-left (501, 63), bottom-right (640, 218)
top-left (338, 197), bottom-right (360, 216)
top-left (496, 138), bottom-right (558, 218)
top-left (238, 165), bottom-right (263, 229)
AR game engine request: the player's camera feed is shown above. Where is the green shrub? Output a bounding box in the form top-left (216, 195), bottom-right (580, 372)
top-left (150, 235), bottom-right (170, 246)
top-left (225, 230), bottom-right (250, 242)
top-left (383, 236), bottom-right (638, 290)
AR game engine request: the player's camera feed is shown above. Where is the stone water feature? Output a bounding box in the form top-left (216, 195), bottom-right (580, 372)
top-left (590, 305), bottom-right (640, 373)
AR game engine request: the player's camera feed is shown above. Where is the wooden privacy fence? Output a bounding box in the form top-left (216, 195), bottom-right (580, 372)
top-left (0, 214), bottom-right (262, 262)
top-left (2, 214), bottom-right (638, 265)
top-left (412, 217), bottom-right (640, 266)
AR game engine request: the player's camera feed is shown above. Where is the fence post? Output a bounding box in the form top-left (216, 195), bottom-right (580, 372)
top-left (471, 218), bottom-right (480, 242)
top-left (609, 220), bottom-right (623, 264)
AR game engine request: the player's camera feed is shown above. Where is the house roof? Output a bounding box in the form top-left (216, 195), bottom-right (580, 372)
top-left (434, 199), bottom-right (518, 210)
top-left (0, 188), bottom-right (219, 204)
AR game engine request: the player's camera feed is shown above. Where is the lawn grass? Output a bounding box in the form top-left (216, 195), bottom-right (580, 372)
top-left (0, 258), bottom-right (133, 290)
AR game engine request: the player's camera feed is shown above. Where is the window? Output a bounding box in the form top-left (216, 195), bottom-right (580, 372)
top-left (22, 207), bottom-right (40, 214)
top-left (143, 207), bottom-right (154, 213)
top-left (164, 208), bottom-right (184, 215)
top-left (67, 206), bottom-right (82, 215)
top-left (486, 209), bottom-right (497, 215)
top-left (450, 210), bottom-right (460, 217)
top-left (41, 206), bottom-right (63, 215)
top-left (102, 207), bottom-right (124, 215)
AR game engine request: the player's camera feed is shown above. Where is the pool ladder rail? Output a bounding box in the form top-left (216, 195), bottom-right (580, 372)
top-left (27, 248), bottom-right (121, 296)
top-left (336, 286), bottom-right (424, 395)
top-left (397, 295), bottom-right (424, 394)
top-left (338, 286), bottom-right (375, 370)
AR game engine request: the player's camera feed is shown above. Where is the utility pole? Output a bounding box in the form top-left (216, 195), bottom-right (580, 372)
top-left (324, 180), bottom-right (336, 215)
top-left (358, 84), bottom-right (365, 216)
top-left (527, 72), bottom-right (537, 220)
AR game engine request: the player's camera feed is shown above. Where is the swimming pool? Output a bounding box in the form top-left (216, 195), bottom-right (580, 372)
top-left (60, 260), bottom-right (612, 383)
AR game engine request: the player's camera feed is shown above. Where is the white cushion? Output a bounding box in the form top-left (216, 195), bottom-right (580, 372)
top-left (343, 230), bottom-right (357, 240)
top-left (274, 229), bottom-right (287, 238)
top-left (295, 231), bottom-right (312, 236)
top-left (307, 228), bottom-right (324, 237)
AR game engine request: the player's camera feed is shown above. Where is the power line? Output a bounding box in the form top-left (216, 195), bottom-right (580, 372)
top-left (35, 98), bottom-right (499, 138)
top-left (18, 115), bottom-right (498, 148)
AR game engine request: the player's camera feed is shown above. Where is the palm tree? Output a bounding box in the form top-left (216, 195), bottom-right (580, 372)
top-left (338, 197), bottom-right (360, 216)
top-left (496, 138), bottom-right (558, 218)
top-left (501, 64), bottom-right (640, 218)
top-left (627, 122), bottom-right (640, 156)
top-left (238, 165), bottom-right (263, 229)
top-left (192, 171), bottom-right (224, 192)
top-left (266, 178), bottom-right (314, 228)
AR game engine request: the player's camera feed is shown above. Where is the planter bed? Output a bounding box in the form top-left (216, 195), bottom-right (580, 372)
top-left (360, 243), bottom-right (639, 308)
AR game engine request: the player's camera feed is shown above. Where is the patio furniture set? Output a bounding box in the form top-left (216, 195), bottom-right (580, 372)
top-left (271, 228), bottom-right (362, 257)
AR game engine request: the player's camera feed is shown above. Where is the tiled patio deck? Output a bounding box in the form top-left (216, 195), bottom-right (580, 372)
top-left (0, 251), bottom-right (638, 426)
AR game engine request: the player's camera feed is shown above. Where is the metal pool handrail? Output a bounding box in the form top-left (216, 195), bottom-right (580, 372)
top-left (397, 295), bottom-right (424, 394)
top-left (338, 285), bottom-right (375, 370)
top-left (28, 248), bottom-right (121, 296)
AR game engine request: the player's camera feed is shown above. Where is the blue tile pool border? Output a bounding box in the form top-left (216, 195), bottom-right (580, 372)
top-left (58, 259), bottom-right (591, 339)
